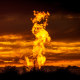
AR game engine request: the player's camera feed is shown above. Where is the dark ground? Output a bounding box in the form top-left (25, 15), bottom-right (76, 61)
top-left (0, 66), bottom-right (80, 80)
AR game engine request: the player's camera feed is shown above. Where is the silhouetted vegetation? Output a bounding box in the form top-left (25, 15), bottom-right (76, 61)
top-left (0, 66), bottom-right (80, 80)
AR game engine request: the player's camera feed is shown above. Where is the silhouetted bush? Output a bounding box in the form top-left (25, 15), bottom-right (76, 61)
top-left (0, 66), bottom-right (80, 80)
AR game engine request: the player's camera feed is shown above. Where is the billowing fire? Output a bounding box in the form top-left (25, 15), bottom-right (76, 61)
top-left (30, 11), bottom-right (51, 68)
top-left (0, 11), bottom-right (80, 68)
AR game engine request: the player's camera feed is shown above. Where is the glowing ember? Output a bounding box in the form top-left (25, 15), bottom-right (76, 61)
top-left (31, 10), bottom-right (51, 68)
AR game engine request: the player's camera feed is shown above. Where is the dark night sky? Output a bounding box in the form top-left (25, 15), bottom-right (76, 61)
top-left (0, 0), bottom-right (80, 41)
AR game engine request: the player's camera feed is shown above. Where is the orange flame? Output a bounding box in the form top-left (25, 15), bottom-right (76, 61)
top-left (31, 10), bottom-right (51, 68)
top-left (25, 56), bottom-right (33, 67)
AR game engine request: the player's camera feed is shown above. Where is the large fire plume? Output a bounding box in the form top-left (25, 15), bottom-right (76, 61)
top-left (31, 11), bottom-right (51, 68)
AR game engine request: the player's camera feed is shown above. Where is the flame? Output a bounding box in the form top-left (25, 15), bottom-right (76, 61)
top-left (37, 54), bottom-right (46, 69)
top-left (25, 57), bottom-right (33, 67)
top-left (31, 10), bottom-right (51, 68)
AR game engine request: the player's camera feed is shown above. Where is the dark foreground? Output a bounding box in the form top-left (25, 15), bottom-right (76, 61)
top-left (0, 66), bottom-right (80, 80)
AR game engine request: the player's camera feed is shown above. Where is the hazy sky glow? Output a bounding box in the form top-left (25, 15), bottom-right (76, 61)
top-left (0, 34), bottom-right (80, 67)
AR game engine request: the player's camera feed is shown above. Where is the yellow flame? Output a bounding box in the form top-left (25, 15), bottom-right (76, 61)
top-left (31, 10), bottom-right (51, 68)
top-left (25, 57), bottom-right (30, 66)
top-left (25, 57), bottom-right (33, 67)
top-left (37, 54), bottom-right (46, 69)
